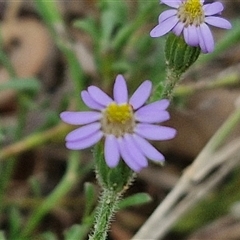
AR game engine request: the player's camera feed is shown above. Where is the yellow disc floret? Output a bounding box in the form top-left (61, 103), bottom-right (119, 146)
top-left (178, 0), bottom-right (204, 26)
top-left (101, 102), bottom-right (135, 137)
top-left (106, 103), bottom-right (132, 123)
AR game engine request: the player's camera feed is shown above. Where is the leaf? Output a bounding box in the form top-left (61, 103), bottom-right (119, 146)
top-left (9, 207), bottom-right (22, 239)
top-left (73, 18), bottom-right (99, 41)
top-left (83, 182), bottom-right (97, 219)
top-left (118, 193), bottom-right (152, 209)
top-left (64, 224), bottom-right (89, 240)
top-left (40, 232), bottom-right (58, 240)
top-left (0, 78), bottom-right (41, 93)
top-left (99, 0), bottom-right (128, 48)
top-left (0, 231), bottom-right (7, 240)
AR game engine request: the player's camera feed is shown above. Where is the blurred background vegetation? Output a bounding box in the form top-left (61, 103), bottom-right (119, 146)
top-left (0, 0), bottom-right (240, 239)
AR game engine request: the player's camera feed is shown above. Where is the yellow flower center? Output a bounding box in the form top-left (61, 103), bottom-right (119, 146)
top-left (101, 102), bottom-right (135, 137)
top-left (106, 103), bottom-right (132, 123)
top-left (178, 0), bottom-right (204, 26)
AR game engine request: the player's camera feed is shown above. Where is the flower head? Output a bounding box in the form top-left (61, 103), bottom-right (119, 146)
top-left (60, 75), bottom-right (176, 172)
top-left (150, 0), bottom-right (232, 53)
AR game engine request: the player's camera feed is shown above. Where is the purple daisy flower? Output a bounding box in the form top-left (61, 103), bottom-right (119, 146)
top-left (150, 0), bottom-right (232, 53)
top-left (60, 75), bottom-right (176, 172)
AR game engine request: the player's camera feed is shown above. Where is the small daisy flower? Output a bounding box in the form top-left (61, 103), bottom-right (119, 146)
top-left (150, 0), bottom-right (232, 53)
top-left (60, 75), bottom-right (176, 172)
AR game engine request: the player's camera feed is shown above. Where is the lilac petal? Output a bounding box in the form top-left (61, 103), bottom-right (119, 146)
top-left (158, 9), bottom-right (177, 23)
top-left (183, 27), bottom-right (189, 45)
top-left (172, 21), bottom-right (184, 36)
top-left (197, 27), bottom-right (207, 53)
top-left (81, 90), bottom-right (104, 110)
top-left (184, 26), bottom-right (199, 46)
top-left (60, 111), bottom-right (101, 125)
top-left (132, 134), bottom-right (165, 162)
top-left (104, 135), bottom-right (120, 168)
top-left (161, 0), bottom-right (181, 8)
top-left (129, 80), bottom-right (152, 110)
top-left (134, 99), bottom-right (170, 122)
top-left (124, 134), bottom-right (148, 168)
top-left (66, 131), bottom-right (103, 150)
top-left (87, 86), bottom-right (113, 106)
top-left (205, 16), bottom-right (232, 29)
top-left (199, 23), bottom-right (214, 53)
top-left (141, 99), bottom-right (170, 112)
top-left (150, 16), bottom-right (178, 37)
top-left (135, 109), bottom-right (170, 123)
top-left (135, 123), bottom-right (177, 140)
top-left (113, 75), bottom-right (128, 104)
top-left (203, 2), bottom-right (223, 16)
top-left (118, 137), bottom-right (142, 172)
top-left (66, 122), bottom-right (101, 141)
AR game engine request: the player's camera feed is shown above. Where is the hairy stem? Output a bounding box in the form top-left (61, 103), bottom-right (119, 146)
top-left (89, 189), bottom-right (121, 240)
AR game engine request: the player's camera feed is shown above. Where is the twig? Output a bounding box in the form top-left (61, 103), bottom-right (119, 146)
top-left (132, 104), bottom-right (240, 239)
top-left (146, 152), bottom-right (240, 239)
top-left (194, 137), bottom-right (240, 181)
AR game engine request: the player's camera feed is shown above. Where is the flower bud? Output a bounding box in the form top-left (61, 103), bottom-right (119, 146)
top-left (94, 143), bottom-right (134, 192)
top-left (165, 33), bottom-right (201, 75)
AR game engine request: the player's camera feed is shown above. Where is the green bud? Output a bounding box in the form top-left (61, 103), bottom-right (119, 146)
top-left (94, 142), bottom-right (135, 192)
top-left (165, 33), bottom-right (201, 75)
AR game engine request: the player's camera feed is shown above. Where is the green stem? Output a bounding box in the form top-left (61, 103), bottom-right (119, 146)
top-left (0, 157), bottom-right (15, 213)
top-left (19, 151), bottom-right (80, 239)
top-left (151, 68), bottom-right (181, 101)
top-left (88, 189), bottom-right (121, 240)
top-left (89, 143), bottom-right (135, 240)
top-left (161, 68), bottom-right (181, 99)
top-left (0, 123), bottom-right (71, 161)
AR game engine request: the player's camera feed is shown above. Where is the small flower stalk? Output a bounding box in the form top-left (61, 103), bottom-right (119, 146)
top-left (150, 0), bottom-right (232, 53)
top-left (60, 75), bottom-right (176, 239)
top-left (88, 143), bottom-right (135, 240)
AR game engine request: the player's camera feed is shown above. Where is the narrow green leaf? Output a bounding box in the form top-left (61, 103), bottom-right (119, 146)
top-left (28, 176), bottom-right (42, 198)
top-left (118, 193), bottom-right (152, 209)
top-left (64, 224), bottom-right (89, 240)
top-left (9, 207), bottom-right (22, 239)
top-left (0, 231), bottom-right (6, 240)
top-left (83, 182), bottom-right (97, 218)
top-left (0, 78), bottom-right (40, 93)
top-left (40, 232), bottom-right (58, 240)
top-left (73, 18), bottom-right (99, 41)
